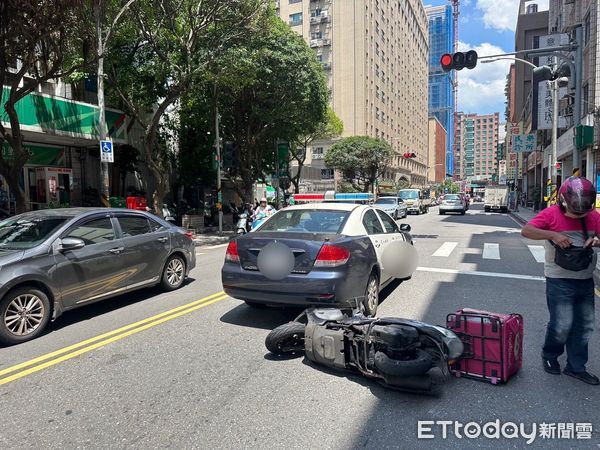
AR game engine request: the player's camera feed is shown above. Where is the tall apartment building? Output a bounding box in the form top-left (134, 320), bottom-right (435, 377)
top-left (454, 112), bottom-right (500, 182)
top-left (546, 0), bottom-right (599, 181)
top-left (277, 0), bottom-right (429, 188)
top-left (425, 4), bottom-right (454, 177)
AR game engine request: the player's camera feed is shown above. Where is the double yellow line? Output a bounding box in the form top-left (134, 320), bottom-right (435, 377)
top-left (0, 291), bottom-right (227, 386)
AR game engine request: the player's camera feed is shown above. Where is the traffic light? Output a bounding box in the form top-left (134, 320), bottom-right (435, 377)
top-left (403, 152), bottom-right (416, 158)
top-left (555, 162), bottom-right (562, 176)
top-left (440, 50), bottom-right (478, 71)
top-left (222, 141), bottom-right (238, 169)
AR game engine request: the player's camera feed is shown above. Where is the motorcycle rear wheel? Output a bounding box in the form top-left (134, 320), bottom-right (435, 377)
top-left (265, 322), bottom-right (306, 355)
top-left (374, 349), bottom-right (433, 377)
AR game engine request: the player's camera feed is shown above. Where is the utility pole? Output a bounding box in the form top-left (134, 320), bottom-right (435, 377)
top-left (94, 1), bottom-right (110, 207)
top-left (573, 25), bottom-right (583, 172)
top-left (215, 105), bottom-right (222, 234)
top-left (551, 79), bottom-right (558, 188)
top-left (93, 0), bottom-right (135, 207)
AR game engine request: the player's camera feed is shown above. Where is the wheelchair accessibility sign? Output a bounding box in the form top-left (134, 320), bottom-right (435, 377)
top-left (100, 140), bottom-right (114, 163)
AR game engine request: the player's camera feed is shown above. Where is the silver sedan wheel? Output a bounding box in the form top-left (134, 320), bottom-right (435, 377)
top-left (366, 276), bottom-right (379, 314)
top-left (166, 258), bottom-right (185, 286)
top-left (4, 294), bottom-right (45, 336)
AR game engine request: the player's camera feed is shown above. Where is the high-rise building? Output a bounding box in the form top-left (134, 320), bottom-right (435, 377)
top-left (427, 117), bottom-right (447, 184)
top-left (278, 0), bottom-right (429, 189)
top-left (455, 112), bottom-right (500, 182)
top-left (425, 5), bottom-right (455, 177)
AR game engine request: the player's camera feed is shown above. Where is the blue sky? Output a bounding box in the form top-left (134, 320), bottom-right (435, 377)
top-left (424, 0), bottom-right (549, 118)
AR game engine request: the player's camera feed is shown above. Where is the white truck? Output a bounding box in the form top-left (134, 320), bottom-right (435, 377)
top-left (398, 188), bottom-right (432, 214)
top-left (484, 186), bottom-right (509, 213)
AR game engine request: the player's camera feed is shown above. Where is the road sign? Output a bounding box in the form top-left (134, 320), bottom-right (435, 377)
top-left (100, 140), bottom-right (114, 163)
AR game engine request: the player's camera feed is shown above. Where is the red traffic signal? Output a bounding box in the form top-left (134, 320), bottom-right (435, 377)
top-left (402, 152), bottom-right (416, 158)
top-left (440, 54), bottom-right (453, 71)
top-left (440, 50), bottom-right (478, 72)
top-left (555, 162), bottom-right (561, 169)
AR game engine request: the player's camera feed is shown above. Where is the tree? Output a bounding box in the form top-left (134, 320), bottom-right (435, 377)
top-left (0, 0), bottom-right (90, 213)
top-left (215, 16), bottom-right (329, 200)
top-left (288, 106), bottom-right (343, 194)
top-left (325, 136), bottom-right (393, 193)
top-left (107, 0), bottom-right (265, 215)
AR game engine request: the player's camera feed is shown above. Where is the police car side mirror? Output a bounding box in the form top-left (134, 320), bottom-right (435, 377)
top-left (399, 224), bottom-right (411, 233)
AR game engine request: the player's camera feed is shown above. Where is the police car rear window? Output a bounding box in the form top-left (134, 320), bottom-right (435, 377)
top-left (259, 210), bottom-right (349, 234)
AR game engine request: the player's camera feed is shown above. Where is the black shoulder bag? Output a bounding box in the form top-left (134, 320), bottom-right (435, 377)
top-left (549, 218), bottom-right (594, 272)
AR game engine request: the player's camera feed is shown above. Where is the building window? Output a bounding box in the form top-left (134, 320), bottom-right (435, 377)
top-left (321, 169), bottom-right (334, 180)
top-left (313, 146), bottom-right (325, 160)
top-left (289, 0), bottom-right (302, 3)
top-left (289, 12), bottom-right (302, 26)
top-left (584, 13), bottom-right (591, 45)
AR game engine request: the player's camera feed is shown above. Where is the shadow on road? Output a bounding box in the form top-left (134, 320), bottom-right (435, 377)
top-left (46, 278), bottom-right (197, 335)
top-left (220, 278), bottom-right (405, 332)
top-left (220, 303), bottom-right (302, 330)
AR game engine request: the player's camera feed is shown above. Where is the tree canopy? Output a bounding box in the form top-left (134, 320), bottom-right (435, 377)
top-left (324, 136), bottom-right (393, 193)
top-left (179, 14), bottom-right (329, 201)
top-left (106, 0), bottom-right (267, 211)
top-left (288, 106), bottom-right (343, 193)
top-left (0, 0), bottom-right (90, 212)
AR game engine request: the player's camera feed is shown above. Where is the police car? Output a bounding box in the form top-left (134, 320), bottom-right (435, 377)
top-left (221, 193), bottom-right (414, 316)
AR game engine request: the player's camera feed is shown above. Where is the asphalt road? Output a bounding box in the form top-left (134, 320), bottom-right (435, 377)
top-left (0, 203), bottom-right (598, 449)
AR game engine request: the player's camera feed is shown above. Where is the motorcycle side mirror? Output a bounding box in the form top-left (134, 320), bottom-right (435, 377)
top-left (399, 224), bottom-right (411, 233)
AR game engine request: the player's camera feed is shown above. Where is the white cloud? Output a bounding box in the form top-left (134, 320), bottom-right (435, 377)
top-left (456, 41), bottom-right (512, 114)
top-left (475, 0), bottom-right (549, 32)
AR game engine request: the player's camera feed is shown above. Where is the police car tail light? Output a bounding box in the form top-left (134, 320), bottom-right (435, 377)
top-left (225, 241), bottom-right (240, 264)
top-left (315, 244), bottom-right (350, 267)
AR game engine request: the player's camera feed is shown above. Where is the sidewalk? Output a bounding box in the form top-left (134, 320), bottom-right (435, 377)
top-left (192, 231), bottom-right (236, 247)
top-left (509, 206), bottom-right (537, 224)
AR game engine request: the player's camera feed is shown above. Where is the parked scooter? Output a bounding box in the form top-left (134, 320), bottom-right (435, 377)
top-left (236, 212), bottom-right (251, 234)
top-left (265, 307), bottom-right (463, 394)
top-left (162, 204), bottom-right (176, 223)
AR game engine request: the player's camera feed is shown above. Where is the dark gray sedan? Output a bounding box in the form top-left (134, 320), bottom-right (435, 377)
top-left (222, 203), bottom-right (414, 316)
top-left (0, 208), bottom-right (196, 345)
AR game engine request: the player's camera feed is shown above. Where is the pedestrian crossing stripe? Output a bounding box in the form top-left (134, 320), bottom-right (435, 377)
top-left (430, 242), bottom-right (545, 263)
top-left (482, 243), bottom-right (500, 260)
top-left (527, 245), bottom-right (545, 263)
top-left (432, 242), bottom-right (458, 257)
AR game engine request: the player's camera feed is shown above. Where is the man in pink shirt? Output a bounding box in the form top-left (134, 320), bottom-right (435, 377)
top-left (522, 176), bottom-right (599, 385)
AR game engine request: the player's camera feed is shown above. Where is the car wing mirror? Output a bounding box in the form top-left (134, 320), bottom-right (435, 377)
top-left (399, 224), bottom-right (411, 233)
top-left (59, 237), bottom-right (85, 252)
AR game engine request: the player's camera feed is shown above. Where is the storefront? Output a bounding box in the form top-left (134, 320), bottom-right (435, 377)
top-left (1, 85), bottom-right (128, 214)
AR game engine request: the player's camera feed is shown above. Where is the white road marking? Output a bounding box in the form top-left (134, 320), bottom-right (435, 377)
top-left (528, 245), bottom-right (546, 263)
top-left (482, 243), bottom-right (500, 260)
top-left (416, 266), bottom-right (545, 281)
top-left (432, 242), bottom-right (458, 257)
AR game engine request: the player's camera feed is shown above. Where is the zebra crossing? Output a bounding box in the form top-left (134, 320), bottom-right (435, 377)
top-left (426, 241), bottom-right (546, 263)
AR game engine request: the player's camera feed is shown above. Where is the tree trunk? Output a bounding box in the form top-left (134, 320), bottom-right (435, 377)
top-left (0, 111), bottom-right (30, 213)
top-left (4, 168), bottom-right (28, 214)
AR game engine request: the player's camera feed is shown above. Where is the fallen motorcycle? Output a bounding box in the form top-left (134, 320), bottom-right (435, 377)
top-left (265, 307), bottom-right (463, 394)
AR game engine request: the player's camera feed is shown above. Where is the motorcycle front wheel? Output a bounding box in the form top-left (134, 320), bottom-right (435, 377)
top-left (265, 322), bottom-right (306, 355)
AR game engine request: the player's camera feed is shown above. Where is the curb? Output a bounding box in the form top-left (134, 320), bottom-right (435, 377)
top-left (509, 211), bottom-right (527, 225)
